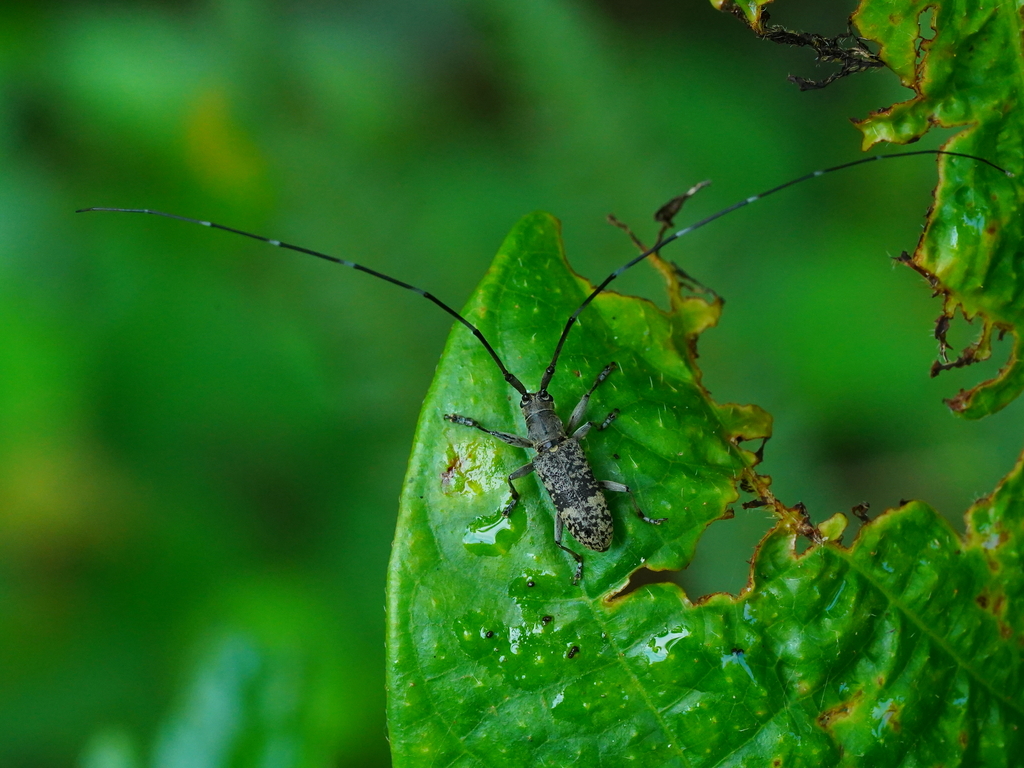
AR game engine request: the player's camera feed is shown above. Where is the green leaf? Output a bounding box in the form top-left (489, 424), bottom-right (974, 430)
top-left (853, 0), bottom-right (1024, 418)
top-left (386, 212), bottom-right (769, 765)
top-left (387, 3), bottom-right (1024, 763)
top-left (387, 211), bottom-right (1024, 765)
top-left (390, 213), bottom-right (768, 591)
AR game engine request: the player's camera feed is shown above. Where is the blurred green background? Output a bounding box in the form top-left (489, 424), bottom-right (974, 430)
top-left (3, 0), bottom-right (1022, 765)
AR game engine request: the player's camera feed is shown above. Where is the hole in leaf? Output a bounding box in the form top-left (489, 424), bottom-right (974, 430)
top-left (917, 6), bottom-right (937, 41)
top-left (674, 510), bottom-right (769, 599)
top-left (606, 565), bottom-right (681, 602)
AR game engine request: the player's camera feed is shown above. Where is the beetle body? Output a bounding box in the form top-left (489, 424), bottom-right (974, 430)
top-left (524, 389), bottom-right (613, 551)
top-left (533, 439), bottom-right (613, 553)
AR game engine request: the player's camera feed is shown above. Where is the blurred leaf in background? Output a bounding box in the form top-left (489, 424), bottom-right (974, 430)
top-left (2, 0), bottom-right (1023, 766)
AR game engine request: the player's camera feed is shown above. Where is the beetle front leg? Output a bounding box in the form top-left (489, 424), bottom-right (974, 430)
top-left (502, 462), bottom-right (535, 517)
top-left (567, 362), bottom-right (617, 433)
top-left (571, 408), bottom-right (619, 442)
top-left (599, 480), bottom-right (668, 525)
top-left (554, 513), bottom-right (585, 584)
top-left (444, 413), bottom-right (532, 448)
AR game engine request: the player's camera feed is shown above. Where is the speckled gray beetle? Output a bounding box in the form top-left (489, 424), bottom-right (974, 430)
top-left (78, 150), bottom-right (1008, 584)
top-left (445, 361), bottom-right (665, 583)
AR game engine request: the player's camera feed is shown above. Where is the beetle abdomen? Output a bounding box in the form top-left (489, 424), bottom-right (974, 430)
top-left (533, 440), bottom-right (613, 552)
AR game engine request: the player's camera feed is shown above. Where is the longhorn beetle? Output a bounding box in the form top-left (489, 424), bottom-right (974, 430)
top-left (78, 149), bottom-right (1009, 584)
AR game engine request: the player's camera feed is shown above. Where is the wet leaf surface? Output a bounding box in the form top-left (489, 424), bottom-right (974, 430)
top-left (387, 213), bottom-right (769, 765)
top-left (386, 214), bottom-right (1024, 766)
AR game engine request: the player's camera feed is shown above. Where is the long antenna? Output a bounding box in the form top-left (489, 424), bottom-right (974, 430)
top-left (537, 149), bottom-right (1013, 392)
top-left (75, 207), bottom-right (530, 396)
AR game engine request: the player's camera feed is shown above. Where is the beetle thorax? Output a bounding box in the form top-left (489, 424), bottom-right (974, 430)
top-left (520, 391), bottom-right (566, 449)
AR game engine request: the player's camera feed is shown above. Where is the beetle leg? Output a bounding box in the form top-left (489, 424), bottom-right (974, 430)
top-left (567, 362), bottom-right (617, 432)
top-left (444, 414), bottom-right (532, 448)
top-left (554, 513), bottom-right (585, 584)
top-left (502, 462), bottom-right (535, 517)
top-left (570, 421), bottom-right (592, 441)
top-left (571, 408), bottom-right (619, 442)
top-left (599, 480), bottom-right (667, 525)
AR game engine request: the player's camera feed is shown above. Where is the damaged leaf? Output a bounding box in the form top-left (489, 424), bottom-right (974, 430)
top-left (387, 2), bottom-right (1024, 764)
top-left (386, 213), bottom-right (1024, 766)
top-left (853, 0), bottom-right (1024, 419)
top-left (710, 0), bottom-right (884, 89)
top-left (386, 213), bottom-right (770, 765)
